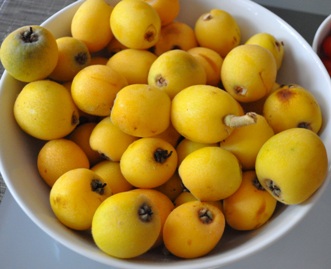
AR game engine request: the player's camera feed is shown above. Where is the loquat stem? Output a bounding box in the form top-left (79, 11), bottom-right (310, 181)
top-left (224, 112), bottom-right (258, 128)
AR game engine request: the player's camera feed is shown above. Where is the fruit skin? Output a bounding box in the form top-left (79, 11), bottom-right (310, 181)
top-left (221, 44), bottom-right (277, 103)
top-left (68, 122), bottom-right (103, 166)
top-left (50, 168), bottom-right (112, 230)
top-left (151, 123), bottom-right (182, 148)
top-left (0, 25), bottom-right (58, 82)
top-left (220, 114), bottom-right (274, 170)
top-left (142, 0), bottom-right (180, 26)
top-left (110, 84), bottom-right (171, 137)
top-left (49, 36), bottom-right (91, 82)
top-left (176, 138), bottom-right (218, 166)
top-left (106, 48), bottom-right (157, 84)
top-left (223, 170), bottom-right (277, 231)
top-left (110, 0), bottom-right (161, 49)
top-left (154, 172), bottom-right (184, 201)
top-left (89, 117), bottom-right (137, 161)
top-left (14, 80), bottom-right (79, 140)
top-left (263, 84), bottom-right (323, 134)
top-left (194, 9), bottom-right (241, 57)
top-left (92, 190), bottom-right (161, 258)
top-left (71, 0), bottom-right (113, 52)
top-left (245, 32), bottom-right (284, 70)
top-left (37, 139), bottom-right (90, 187)
top-left (71, 64), bottom-right (128, 116)
top-left (91, 160), bottom-right (134, 194)
top-left (187, 46), bottom-right (223, 86)
top-left (179, 146), bottom-right (242, 201)
top-left (120, 137), bottom-right (178, 188)
top-left (148, 49), bottom-right (206, 99)
top-left (163, 200), bottom-right (225, 259)
top-left (153, 21), bottom-right (198, 56)
top-left (171, 85), bottom-right (243, 143)
top-left (255, 128), bottom-right (328, 204)
top-left (174, 191), bottom-right (197, 207)
top-left (131, 188), bottom-right (175, 247)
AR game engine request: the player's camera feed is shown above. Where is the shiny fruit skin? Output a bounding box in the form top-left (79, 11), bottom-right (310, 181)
top-left (131, 188), bottom-right (175, 247)
top-left (163, 200), bottom-right (225, 258)
top-left (148, 49), bottom-right (206, 99)
top-left (179, 146), bottom-right (242, 201)
top-left (223, 170), bottom-right (277, 230)
top-left (255, 128), bottom-right (328, 204)
top-left (142, 0), bottom-right (180, 26)
top-left (91, 190), bottom-right (161, 258)
top-left (171, 85), bottom-right (243, 143)
top-left (176, 138), bottom-right (218, 166)
top-left (49, 36), bottom-right (91, 82)
top-left (110, 84), bottom-right (171, 137)
top-left (220, 114), bottom-right (275, 170)
top-left (194, 9), bottom-right (241, 57)
top-left (50, 168), bottom-right (112, 230)
top-left (151, 123), bottom-right (182, 148)
top-left (37, 139), bottom-right (90, 187)
top-left (89, 117), bottom-right (137, 161)
top-left (221, 44), bottom-right (277, 103)
top-left (187, 46), bottom-right (223, 86)
top-left (263, 84), bottom-right (323, 134)
top-left (71, 0), bottom-right (113, 52)
top-left (245, 32), bottom-right (284, 70)
top-left (68, 122), bottom-right (103, 166)
top-left (154, 172), bottom-right (184, 201)
top-left (174, 191), bottom-right (197, 207)
top-left (0, 25), bottom-right (58, 82)
top-left (110, 0), bottom-right (161, 49)
top-left (107, 48), bottom-right (157, 84)
top-left (120, 137), bottom-right (178, 188)
top-left (91, 160), bottom-right (134, 194)
top-left (71, 64), bottom-right (128, 116)
top-left (13, 80), bottom-right (79, 140)
top-left (153, 21), bottom-right (198, 56)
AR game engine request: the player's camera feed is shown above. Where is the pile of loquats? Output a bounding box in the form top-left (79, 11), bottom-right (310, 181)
top-left (0, 0), bottom-right (328, 260)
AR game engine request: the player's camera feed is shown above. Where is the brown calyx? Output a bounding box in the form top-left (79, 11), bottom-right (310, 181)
top-left (90, 179), bottom-right (107, 195)
top-left (138, 203), bottom-right (154, 222)
top-left (154, 148), bottom-right (173, 164)
top-left (198, 208), bottom-right (214, 224)
top-left (20, 27), bottom-right (39, 43)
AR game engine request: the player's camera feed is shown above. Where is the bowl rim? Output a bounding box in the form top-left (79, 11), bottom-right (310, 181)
top-left (312, 14), bottom-right (331, 52)
top-left (1, 0), bottom-right (331, 268)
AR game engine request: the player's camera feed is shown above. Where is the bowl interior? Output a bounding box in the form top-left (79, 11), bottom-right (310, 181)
top-left (1, 0), bottom-right (331, 268)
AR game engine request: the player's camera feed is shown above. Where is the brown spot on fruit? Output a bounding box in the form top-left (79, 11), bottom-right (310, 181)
top-left (276, 88), bottom-right (296, 102)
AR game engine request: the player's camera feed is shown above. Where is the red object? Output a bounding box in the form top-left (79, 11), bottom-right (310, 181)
top-left (322, 35), bottom-right (331, 58)
top-left (321, 57), bottom-right (331, 76)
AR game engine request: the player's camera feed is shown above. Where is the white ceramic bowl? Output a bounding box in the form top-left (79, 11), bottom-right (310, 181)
top-left (1, 0), bottom-right (331, 268)
top-left (312, 14), bottom-right (331, 55)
